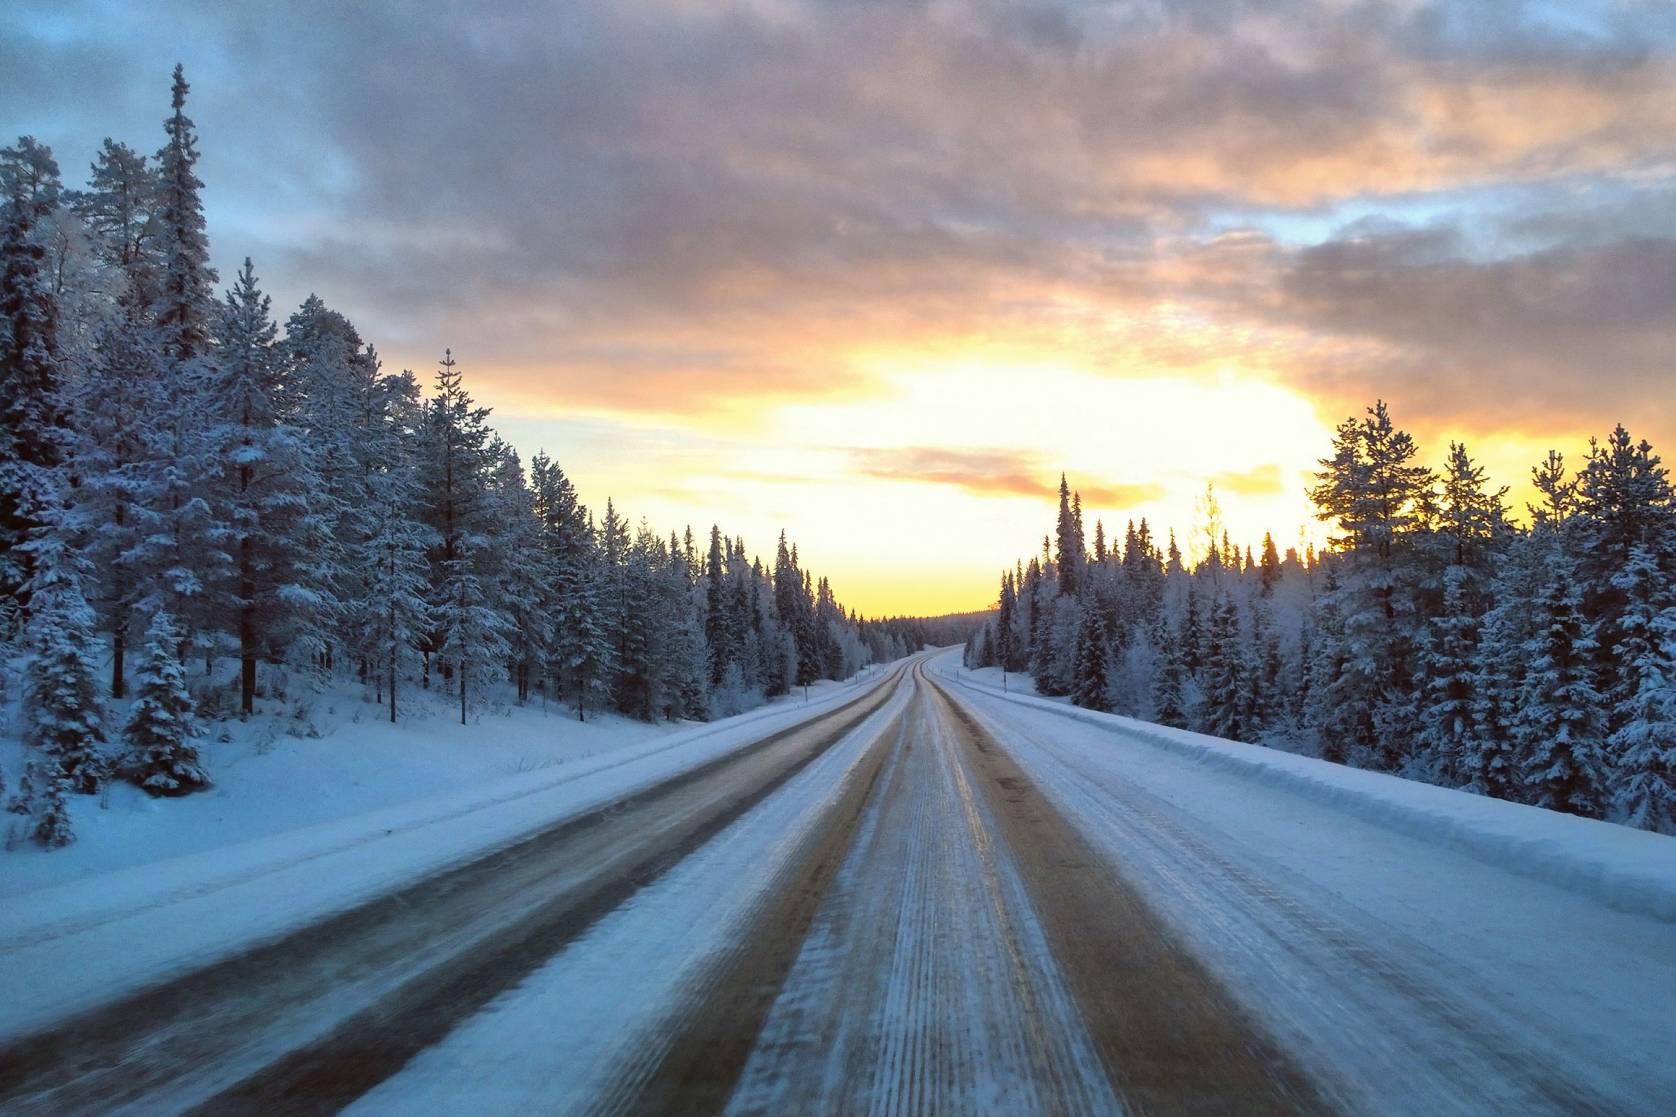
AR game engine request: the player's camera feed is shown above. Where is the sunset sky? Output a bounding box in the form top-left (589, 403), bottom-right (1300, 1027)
top-left (6, 1), bottom-right (1675, 615)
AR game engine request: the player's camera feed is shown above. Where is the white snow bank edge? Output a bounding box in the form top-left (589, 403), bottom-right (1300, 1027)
top-left (946, 667), bottom-right (1676, 923)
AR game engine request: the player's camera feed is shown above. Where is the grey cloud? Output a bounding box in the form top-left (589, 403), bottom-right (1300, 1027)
top-left (4, 0), bottom-right (1676, 423)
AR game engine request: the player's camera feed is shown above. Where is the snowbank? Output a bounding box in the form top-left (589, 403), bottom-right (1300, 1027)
top-left (944, 661), bottom-right (1676, 923)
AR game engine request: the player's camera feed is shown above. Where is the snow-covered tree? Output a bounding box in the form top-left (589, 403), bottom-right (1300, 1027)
top-left (29, 763), bottom-right (74, 849)
top-left (122, 610), bottom-right (209, 796)
top-left (74, 138), bottom-right (161, 308)
top-left (1607, 546), bottom-right (1676, 832)
top-left (1197, 595), bottom-right (1251, 741)
top-left (1070, 604), bottom-right (1110, 712)
top-left (1150, 615), bottom-right (1189, 729)
top-left (154, 66), bottom-right (217, 363)
top-left (0, 135), bottom-right (67, 608)
top-left (1413, 565), bottom-right (1480, 784)
top-left (206, 259), bottom-right (335, 712)
top-left (422, 351), bottom-right (511, 723)
top-left (23, 535), bottom-right (109, 794)
top-left (1517, 558), bottom-right (1610, 818)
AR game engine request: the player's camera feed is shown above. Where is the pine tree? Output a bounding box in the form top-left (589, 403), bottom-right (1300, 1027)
top-left (486, 442), bottom-right (551, 705)
top-left (63, 311), bottom-right (169, 696)
top-left (75, 138), bottom-right (161, 307)
top-left (154, 66), bottom-right (217, 363)
top-left (1055, 474), bottom-right (1080, 597)
top-left (1258, 532), bottom-right (1281, 596)
top-left (1151, 614), bottom-right (1188, 729)
top-left (1517, 557), bottom-right (1609, 817)
top-left (30, 764), bottom-right (74, 849)
top-left (363, 377), bottom-right (434, 722)
top-left (1414, 565), bottom-right (1480, 784)
top-left (422, 351), bottom-right (511, 724)
top-left (0, 136), bottom-right (67, 608)
top-left (207, 260), bottom-right (335, 713)
top-left (1197, 595), bottom-right (1248, 741)
top-left (705, 524), bottom-right (732, 688)
top-left (1607, 546), bottom-right (1676, 832)
top-left (122, 611), bottom-right (210, 796)
top-left (23, 538), bottom-right (109, 794)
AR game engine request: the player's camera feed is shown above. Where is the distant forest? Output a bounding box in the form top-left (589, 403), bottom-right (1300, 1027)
top-left (967, 402), bottom-right (1676, 836)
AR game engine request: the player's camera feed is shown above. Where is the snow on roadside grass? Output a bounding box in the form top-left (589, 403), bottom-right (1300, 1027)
top-left (0, 683), bottom-right (680, 895)
top-left (0, 670), bottom-right (892, 897)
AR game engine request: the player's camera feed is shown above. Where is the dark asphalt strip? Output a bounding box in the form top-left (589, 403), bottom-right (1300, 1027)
top-left (0, 666), bottom-right (908, 1116)
top-left (926, 674), bottom-right (1338, 1117)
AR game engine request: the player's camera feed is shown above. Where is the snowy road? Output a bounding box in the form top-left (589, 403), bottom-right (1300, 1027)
top-left (3, 651), bottom-right (1673, 1115)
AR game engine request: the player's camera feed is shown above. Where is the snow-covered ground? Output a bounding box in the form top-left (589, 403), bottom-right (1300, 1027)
top-left (0, 663), bottom-right (899, 1040)
top-left (935, 649), bottom-right (1676, 1115)
top-left (0, 671), bottom-right (880, 896)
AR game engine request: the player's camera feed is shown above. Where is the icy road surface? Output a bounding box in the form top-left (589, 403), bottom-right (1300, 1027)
top-left (2, 651), bottom-right (1672, 1115)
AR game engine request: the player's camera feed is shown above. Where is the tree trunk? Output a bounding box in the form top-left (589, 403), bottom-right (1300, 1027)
top-left (389, 654), bottom-right (397, 724)
top-left (111, 626), bottom-right (126, 700)
top-left (459, 661), bottom-right (467, 726)
top-left (239, 460), bottom-right (257, 717)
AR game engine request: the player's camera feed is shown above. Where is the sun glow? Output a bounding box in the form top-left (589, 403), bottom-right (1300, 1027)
top-left (502, 356), bottom-right (1338, 617)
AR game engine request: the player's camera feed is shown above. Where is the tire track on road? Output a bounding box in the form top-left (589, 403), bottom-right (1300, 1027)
top-left (590, 699), bottom-right (912, 1117)
top-left (927, 671), bottom-right (1336, 1116)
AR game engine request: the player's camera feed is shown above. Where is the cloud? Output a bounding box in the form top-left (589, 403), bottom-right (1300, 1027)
top-left (850, 447), bottom-right (1053, 500)
top-left (1268, 222), bottom-right (1676, 434)
top-left (4, 0), bottom-right (1676, 444)
top-left (1212, 463), bottom-right (1289, 497)
top-left (848, 446), bottom-right (1166, 508)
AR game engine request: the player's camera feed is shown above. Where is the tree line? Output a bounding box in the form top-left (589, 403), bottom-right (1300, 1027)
top-left (0, 67), bottom-right (943, 848)
top-left (965, 401), bottom-right (1676, 835)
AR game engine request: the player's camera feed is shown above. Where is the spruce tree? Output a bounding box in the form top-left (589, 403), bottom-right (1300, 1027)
top-left (24, 542), bottom-right (109, 794)
top-left (30, 763), bottom-right (74, 849)
top-left (122, 611), bottom-right (210, 796)
top-left (1258, 532), bottom-right (1280, 596)
top-left (0, 136), bottom-right (67, 608)
top-left (1070, 602), bottom-right (1111, 711)
top-left (423, 351), bottom-right (511, 724)
top-left (1518, 558), bottom-right (1609, 817)
top-left (5, 761), bottom-right (32, 816)
top-left (705, 525), bottom-right (732, 688)
top-left (486, 442), bottom-right (551, 705)
top-left (154, 65), bottom-right (217, 362)
top-left (1150, 615), bottom-right (1189, 729)
top-left (63, 312), bottom-right (170, 696)
top-left (1054, 474), bottom-right (1080, 597)
top-left (1197, 595), bottom-right (1248, 741)
top-left (1414, 566), bottom-right (1480, 784)
top-left (1607, 546), bottom-right (1676, 832)
top-left (208, 260), bottom-right (335, 713)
